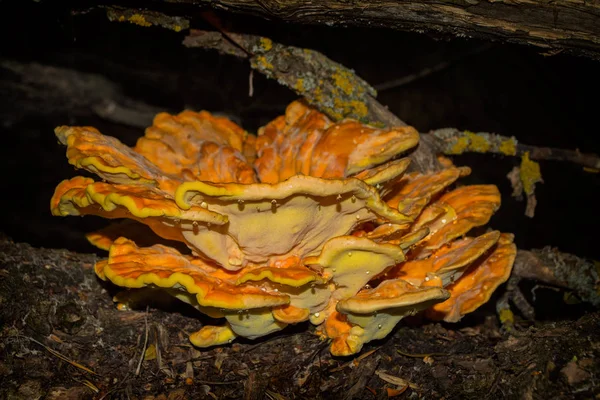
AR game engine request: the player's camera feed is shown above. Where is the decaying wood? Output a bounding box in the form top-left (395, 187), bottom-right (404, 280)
top-left (99, 0), bottom-right (600, 59)
top-left (497, 247), bottom-right (600, 325)
top-left (1, 237), bottom-right (598, 399)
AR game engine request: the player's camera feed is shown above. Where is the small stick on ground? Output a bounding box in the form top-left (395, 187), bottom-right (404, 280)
top-left (135, 307), bottom-right (150, 376)
top-left (22, 335), bottom-right (98, 376)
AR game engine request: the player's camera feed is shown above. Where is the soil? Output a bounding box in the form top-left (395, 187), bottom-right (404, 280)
top-left (0, 236), bottom-right (598, 400)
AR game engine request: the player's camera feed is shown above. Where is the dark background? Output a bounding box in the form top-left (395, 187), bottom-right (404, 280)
top-left (1, 2), bottom-right (599, 259)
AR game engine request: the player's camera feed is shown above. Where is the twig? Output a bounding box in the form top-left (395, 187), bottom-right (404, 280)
top-left (520, 143), bottom-right (600, 170)
top-left (248, 69), bottom-right (254, 97)
top-left (430, 128), bottom-right (600, 170)
top-left (329, 347), bottom-right (379, 372)
top-left (396, 349), bottom-right (449, 358)
top-left (22, 335), bottom-right (98, 375)
top-left (72, 377), bottom-right (100, 393)
top-left (135, 307), bottom-right (150, 376)
top-left (196, 380), bottom-right (244, 385)
top-left (376, 370), bottom-right (419, 390)
top-left (430, 128), bottom-right (597, 217)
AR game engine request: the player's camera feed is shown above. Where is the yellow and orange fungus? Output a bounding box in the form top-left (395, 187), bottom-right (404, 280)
top-left (51, 100), bottom-right (515, 355)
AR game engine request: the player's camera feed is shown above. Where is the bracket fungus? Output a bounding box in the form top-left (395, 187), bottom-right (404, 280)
top-left (51, 100), bottom-right (516, 356)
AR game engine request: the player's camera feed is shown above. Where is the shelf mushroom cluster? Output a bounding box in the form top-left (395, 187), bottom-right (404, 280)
top-left (51, 101), bottom-right (516, 356)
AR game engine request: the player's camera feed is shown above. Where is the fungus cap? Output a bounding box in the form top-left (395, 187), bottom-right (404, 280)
top-left (427, 233), bottom-right (517, 322)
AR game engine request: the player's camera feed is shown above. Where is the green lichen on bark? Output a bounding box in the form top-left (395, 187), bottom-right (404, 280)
top-left (432, 128), bottom-right (518, 156)
top-left (245, 36), bottom-right (376, 122)
top-left (106, 7), bottom-right (190, 32)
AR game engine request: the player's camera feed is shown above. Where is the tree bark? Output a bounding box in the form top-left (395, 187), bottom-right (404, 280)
top-left (171, 0), bottom-right (600, 59)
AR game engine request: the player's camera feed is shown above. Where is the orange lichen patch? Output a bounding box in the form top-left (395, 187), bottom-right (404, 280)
top-left (272, 304), bottom-right (311, 323)
top-left (136, 111), bottom-right (256, 184)
top-left (254, 101), bottom-right (418, 183)
top-left (411, 185), bottom-right (501, 257)
top-left (102, 238), bottom-right (289, 310)
top-left (55, 126), bottom-right (176, 192)
top-left (385, 167), bottom-right (470, 219)
top-left (176, 175), bottom-right (412, 269)
top-left (387, 231), bottom-right (501, 287)
top-left (427, 233), bottom-right (517, 322)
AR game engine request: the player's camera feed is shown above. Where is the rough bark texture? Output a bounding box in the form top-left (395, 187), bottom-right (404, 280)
top-left (1, 237), bottom-right (598, 399)
top-left (162, 0), bottom-right (600, 58)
